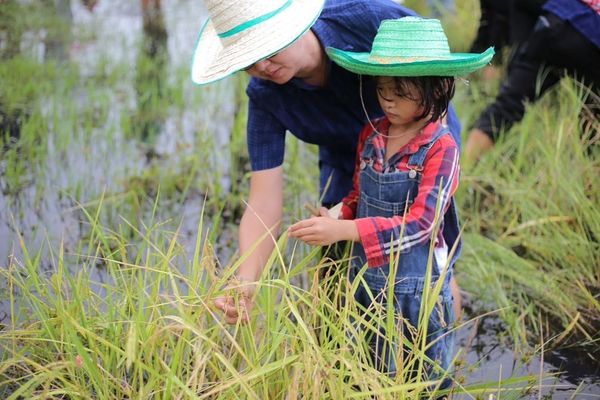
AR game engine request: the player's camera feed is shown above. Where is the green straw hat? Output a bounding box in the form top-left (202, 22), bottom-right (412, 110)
top-left (326, 17), bottom-right (494, 77)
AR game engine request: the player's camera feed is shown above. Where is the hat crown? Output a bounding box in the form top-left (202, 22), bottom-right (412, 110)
top-left (369, 17), bottom-right (451, 63)
top-left (204, 0), bottom-right (290, 39)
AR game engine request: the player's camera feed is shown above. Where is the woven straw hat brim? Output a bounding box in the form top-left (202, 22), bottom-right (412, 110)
top-left (326, 46), bottom-right (495, 77)
top-left (191, 0), bottom-right (324, 85)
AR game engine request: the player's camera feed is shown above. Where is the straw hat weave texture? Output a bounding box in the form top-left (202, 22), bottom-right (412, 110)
top-left (192, 0), bottom-right (324, 85)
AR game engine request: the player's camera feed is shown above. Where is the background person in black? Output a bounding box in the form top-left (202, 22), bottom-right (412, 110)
top-left (465, 0), bottom-right (600, 160)
top-left (469, 0), bottom-right (545, 80)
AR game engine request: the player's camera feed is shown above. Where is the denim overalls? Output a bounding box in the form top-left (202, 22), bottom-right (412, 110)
top-left (349, 125), bottom-right (457, 386)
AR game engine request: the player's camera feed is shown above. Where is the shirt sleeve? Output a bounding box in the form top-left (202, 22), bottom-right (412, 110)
top-left (354, 136), bottom-right (460, 268)
top-left (341, 123), bottom-right (372, 219)
top-left (247, 97), bottom-right (286, 171)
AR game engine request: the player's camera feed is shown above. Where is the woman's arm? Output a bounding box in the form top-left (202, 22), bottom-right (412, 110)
top-left (214, 166), bottom-right (283, 324)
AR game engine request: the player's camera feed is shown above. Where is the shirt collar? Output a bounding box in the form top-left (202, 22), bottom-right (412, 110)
top-left (378, 117), bottom-right (443, 156)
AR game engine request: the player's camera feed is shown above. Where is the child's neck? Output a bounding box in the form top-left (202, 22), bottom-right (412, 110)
top-left (384, 119), bottom-right (430, 161)
top-left (389, 119), bottom-right (427, 136)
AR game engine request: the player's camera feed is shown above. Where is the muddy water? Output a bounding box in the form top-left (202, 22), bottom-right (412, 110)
top-left (0, 1), bottom-right (598, 397)
top-left (0, 0), bottom-right (234, 264)
top-left (455, 309), bottom-right (600, 399)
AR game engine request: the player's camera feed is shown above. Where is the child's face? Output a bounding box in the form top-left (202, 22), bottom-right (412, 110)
top-left (376, 77), bottom-right (424, 127)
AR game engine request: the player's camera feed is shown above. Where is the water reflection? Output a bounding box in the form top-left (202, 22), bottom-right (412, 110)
top-left (0, 0), bottom-right (226, 268)
top-left (134, 0), bottom-right (167, 147)
top-left (42, 0), bottom-right (73, 61)
top-left (455, 311), bottom-right (600, 399)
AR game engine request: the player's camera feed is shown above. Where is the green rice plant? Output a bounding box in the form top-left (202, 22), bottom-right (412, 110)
top-left (457, 77), bottom-right (600, 350)
top-left (0, 199), bottom-right (539, 399)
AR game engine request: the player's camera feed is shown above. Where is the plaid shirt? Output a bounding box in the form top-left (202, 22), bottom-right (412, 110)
top-left (341, 118), bottom-right (459, 268)
top-left (581, 0), bottom-right (600, 13)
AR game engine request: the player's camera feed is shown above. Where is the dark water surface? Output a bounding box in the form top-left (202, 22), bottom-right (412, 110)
top-left (0, 1), bottom-right (598, 397)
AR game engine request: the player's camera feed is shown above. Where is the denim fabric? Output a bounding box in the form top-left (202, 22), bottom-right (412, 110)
top-left (350, 265), bottom-right (455, 387)
top-left (350, 127), bottom-right (455, 387)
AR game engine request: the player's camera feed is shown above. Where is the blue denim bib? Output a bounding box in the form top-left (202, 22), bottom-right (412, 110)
top-left (349, 126), bottom-right (455, 384)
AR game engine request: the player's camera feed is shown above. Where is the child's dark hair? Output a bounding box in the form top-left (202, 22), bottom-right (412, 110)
top-left (378, 76), bottom-right (455, 123)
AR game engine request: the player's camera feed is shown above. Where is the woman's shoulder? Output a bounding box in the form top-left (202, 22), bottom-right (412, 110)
top-left (323, 0), bottom-right (414, 18)
top-left (316, 0), bottom-right (413, 45)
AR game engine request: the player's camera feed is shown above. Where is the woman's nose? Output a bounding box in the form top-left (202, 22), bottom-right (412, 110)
top-left (253, 59), bottom-right (271, 74)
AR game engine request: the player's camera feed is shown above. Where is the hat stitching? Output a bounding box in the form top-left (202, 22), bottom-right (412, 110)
top-left (218, 0), bottom-right (293, 38)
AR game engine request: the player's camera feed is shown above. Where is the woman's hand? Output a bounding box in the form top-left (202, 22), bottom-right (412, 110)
top-left (213, 277), bottom-right (256, 325)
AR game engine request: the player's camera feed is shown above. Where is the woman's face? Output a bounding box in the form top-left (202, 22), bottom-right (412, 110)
top-left (376, 77), bottom-right (424, 127)
top-left (244, 38), bottom-right (305, 84)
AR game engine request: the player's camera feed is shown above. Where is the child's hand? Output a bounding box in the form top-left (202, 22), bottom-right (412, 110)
top-left (288, 216), bottom-right (358, 246)
top-left (213, 278), bottom-right (255, 325)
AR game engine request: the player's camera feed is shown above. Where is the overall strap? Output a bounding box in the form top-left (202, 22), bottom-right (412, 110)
top-left (406, 126), bottom-right (451, 170)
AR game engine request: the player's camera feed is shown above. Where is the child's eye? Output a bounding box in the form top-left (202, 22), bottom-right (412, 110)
top-left (377, 87), bottom-right (394, 102)
top-left (394, 90), bottom-right (418, 101)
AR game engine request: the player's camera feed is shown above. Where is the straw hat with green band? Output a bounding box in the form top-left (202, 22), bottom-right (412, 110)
top-left (326, 17), bottom-right (495, 77)
top-left (191, 0), bottom-right (324, 85)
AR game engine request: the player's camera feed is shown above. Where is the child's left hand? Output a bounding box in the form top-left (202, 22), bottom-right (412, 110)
top-left (288, 215), bottom-right (358, 246)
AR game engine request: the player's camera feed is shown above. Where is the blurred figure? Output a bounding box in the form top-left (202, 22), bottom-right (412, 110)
top-left (470, 0), bottom-right (545, 81)
top-left (134, 0), bottom-right (168, 144)
top-left (81, 0), bottom-right (98, 11)
top-left (465, 0), bottom-right (600, 161)
top-left (42, 0), bottom-right (73, 61)
top-left (428, 0), bottom-right (454, 18)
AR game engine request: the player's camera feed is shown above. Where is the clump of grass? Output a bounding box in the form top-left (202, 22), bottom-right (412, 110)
top-left (457, 77), bottom-right (600, 351)
top-left (0, 201), bottom-right (538, 399)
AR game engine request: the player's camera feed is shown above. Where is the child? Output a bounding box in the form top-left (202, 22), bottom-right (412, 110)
top-left (288, 17), bottom-right (493, 386)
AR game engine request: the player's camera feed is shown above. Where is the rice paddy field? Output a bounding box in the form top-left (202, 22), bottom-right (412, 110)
top-left (0, 0), bottom-right (599, 398)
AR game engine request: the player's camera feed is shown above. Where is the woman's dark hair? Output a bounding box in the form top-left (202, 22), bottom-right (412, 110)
top-left (376, 76), bottom-right (456, 124)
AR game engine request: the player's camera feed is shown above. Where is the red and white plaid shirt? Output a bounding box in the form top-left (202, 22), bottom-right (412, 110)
top-left (581, 0), bottom-right (600, 13)
top-left (341, 118), bottom-right (460, 268)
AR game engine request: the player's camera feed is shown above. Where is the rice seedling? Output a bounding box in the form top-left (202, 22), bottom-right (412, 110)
top-left (0, 201), bottom-right (539, 399)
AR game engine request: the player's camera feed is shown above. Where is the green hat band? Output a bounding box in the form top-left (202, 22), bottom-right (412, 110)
top-left (217, 0), bottom-right (292, 39)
